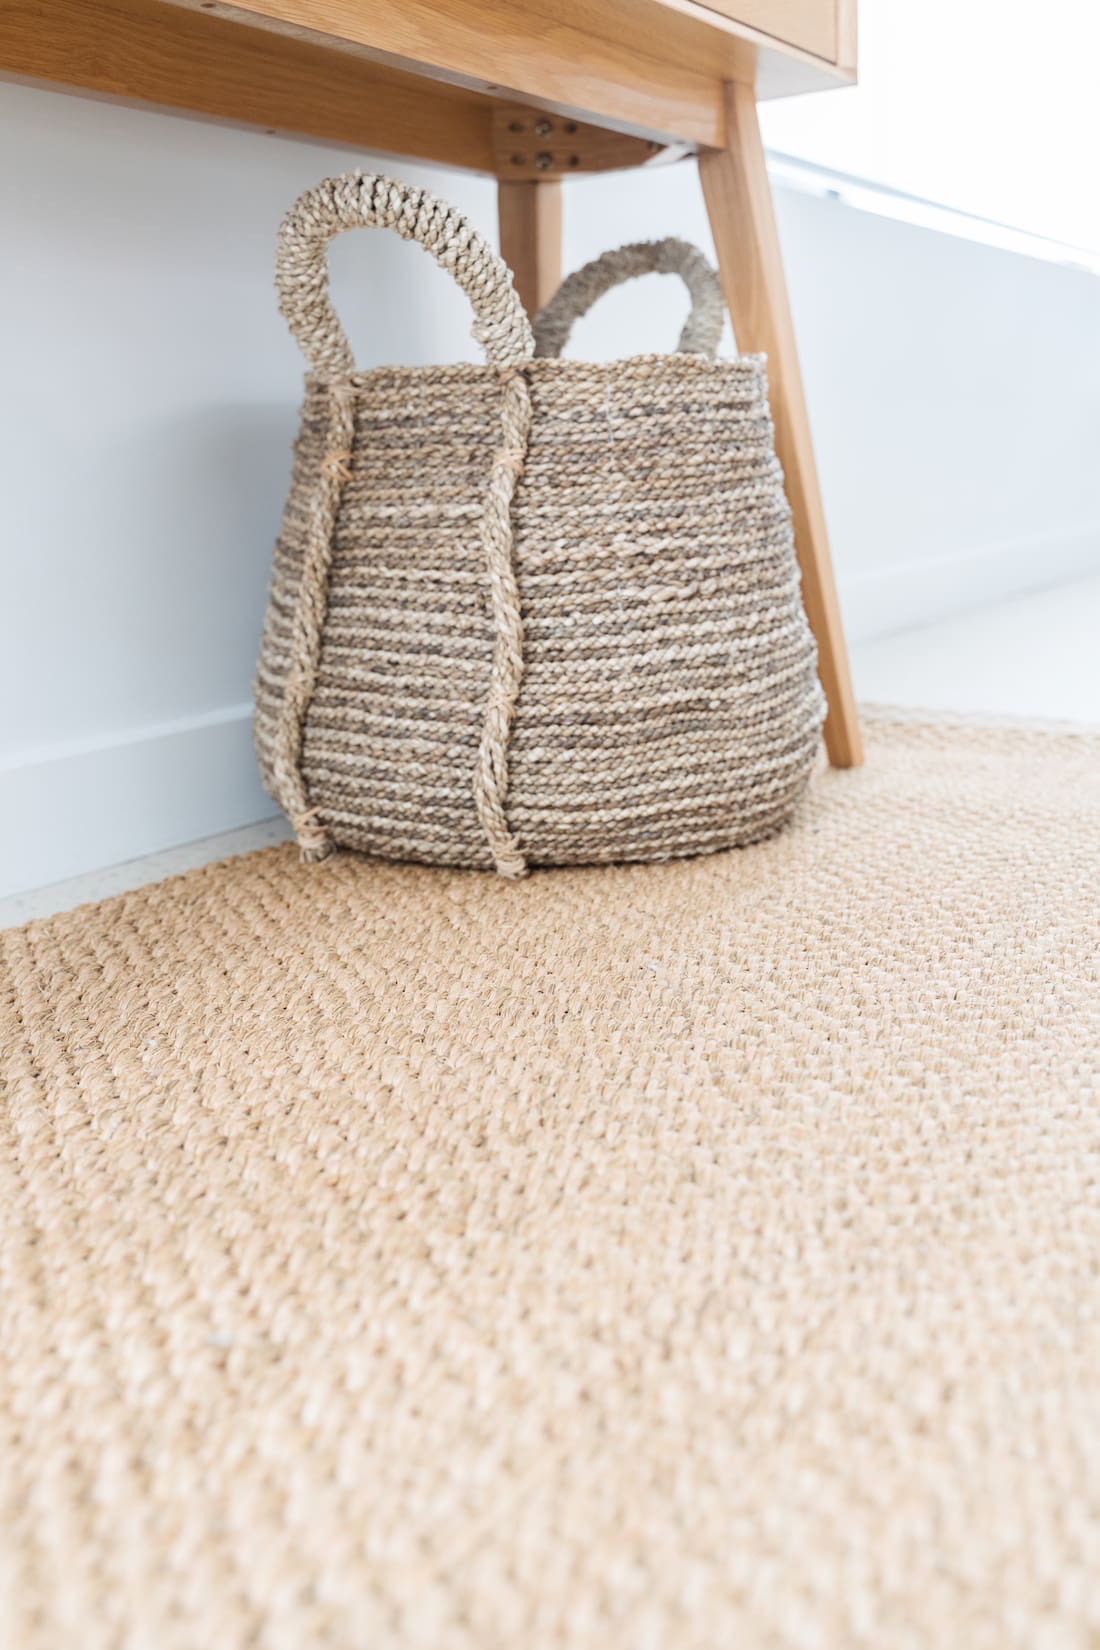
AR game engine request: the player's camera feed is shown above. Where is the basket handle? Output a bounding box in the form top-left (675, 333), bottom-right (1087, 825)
top-left (532, 238), bottom-right (724, 360)
top-left (276, 172), bottom-right (535, 375)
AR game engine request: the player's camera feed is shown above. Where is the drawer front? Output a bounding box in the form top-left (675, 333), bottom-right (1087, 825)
top-left (696, 0), bottom-right (838, 62)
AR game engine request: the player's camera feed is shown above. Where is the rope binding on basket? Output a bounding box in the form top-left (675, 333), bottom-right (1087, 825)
top-left (272, 172), bottom-right (535, 876)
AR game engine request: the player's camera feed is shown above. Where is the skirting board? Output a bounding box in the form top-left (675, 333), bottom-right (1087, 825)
top-left (838, 526), bottom-right (1100, 645)
top-left (0, 705), bottom-right (276, 899)
top-left (4, 534), bottom-right (1098, 898)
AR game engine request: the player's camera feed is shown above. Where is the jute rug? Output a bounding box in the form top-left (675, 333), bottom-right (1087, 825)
top-left (2, 713), bottom-right (1099, 1650)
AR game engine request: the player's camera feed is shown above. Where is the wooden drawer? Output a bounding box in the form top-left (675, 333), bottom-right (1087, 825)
top-left (693, 0), bottom-right (840, 63)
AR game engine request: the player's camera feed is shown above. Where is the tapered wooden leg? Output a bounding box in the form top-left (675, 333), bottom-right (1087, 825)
top-left (699, 82), bottom-right (862, 768)
top-left (497, 178), bottom-right (563, 318)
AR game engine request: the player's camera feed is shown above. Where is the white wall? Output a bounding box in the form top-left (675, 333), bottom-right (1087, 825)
top-left (3, 81), bottom-right (1099, 895)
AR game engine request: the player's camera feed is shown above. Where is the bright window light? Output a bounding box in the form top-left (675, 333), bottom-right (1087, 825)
top-left (759, 0), bottom-right (1100, 256)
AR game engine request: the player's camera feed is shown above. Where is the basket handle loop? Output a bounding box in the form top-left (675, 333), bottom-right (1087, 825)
top-left (276, 172), bottom-right (535, 375)
top-left (532, 238), bottom-right (724, 361)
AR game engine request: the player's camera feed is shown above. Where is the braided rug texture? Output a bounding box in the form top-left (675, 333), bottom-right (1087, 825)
top-left (3, 715), bottom-right (1100, 1650)
top-left (253, 173), bottom-right (824, 877)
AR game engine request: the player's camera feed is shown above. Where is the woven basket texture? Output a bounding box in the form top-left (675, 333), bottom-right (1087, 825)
top-left (254, 173), bottom-right (824, 874)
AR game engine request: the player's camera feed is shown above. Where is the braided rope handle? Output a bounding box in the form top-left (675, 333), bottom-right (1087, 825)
top-left (532, 238), bottom-right (724, 361)
top-left (276, 172), bottom-right (534, 374)
top-left (271, 171), bottom-right (533, 876)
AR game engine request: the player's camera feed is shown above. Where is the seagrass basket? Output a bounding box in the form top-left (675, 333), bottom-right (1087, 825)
top-left (254, 172), bottom-right (824, 877)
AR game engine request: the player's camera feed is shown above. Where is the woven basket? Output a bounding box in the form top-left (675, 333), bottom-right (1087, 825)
top-left (254, 172), bottom-right (825, 877)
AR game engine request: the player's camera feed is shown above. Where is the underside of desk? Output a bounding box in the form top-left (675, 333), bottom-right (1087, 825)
top-left (1, 0), bottom-right (853, 167)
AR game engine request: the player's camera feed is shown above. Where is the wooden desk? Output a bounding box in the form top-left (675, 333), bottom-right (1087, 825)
top-left (2, 0), bottom-right (862, 766)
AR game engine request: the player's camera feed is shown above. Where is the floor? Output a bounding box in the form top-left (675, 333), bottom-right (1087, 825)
top-left (852, 572), bottom-right (1100, 724)
top-left (3, 573), bottom-right (1098, 931)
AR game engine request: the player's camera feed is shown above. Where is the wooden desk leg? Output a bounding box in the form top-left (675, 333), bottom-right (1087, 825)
top-left (497, 179), bottom-right (563, 319)
top-left (699, 82), bottom-right (863, 768)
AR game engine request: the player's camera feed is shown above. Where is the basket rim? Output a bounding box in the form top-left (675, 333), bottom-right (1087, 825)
top-left (301, 352), bottom-right (768, 389)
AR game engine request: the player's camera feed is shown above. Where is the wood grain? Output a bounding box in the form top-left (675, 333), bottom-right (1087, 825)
top-left (699, 81), bottom-right (862, 768)
top-left (155, 0), bottom-right (851, 145)
top-left (0, 0), bottom-right (498, 170)
top-left (687, 0), bottom-right (835, 61)
top-left (4, 0), bottom-right (854, 165)
top-left (161, 0), bottom-right (725, 147)
top-left (498, 180), bottom-right (563, 316)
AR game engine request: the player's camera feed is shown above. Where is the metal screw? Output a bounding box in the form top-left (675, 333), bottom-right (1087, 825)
top-left (535, 152), bottom-right (553, 171)
top-left (534, 118), bottom-right (553, 136)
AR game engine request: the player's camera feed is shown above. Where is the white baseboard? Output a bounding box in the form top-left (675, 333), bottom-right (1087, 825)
top-left (838, 527), bottom-right (1100, 645)
top-left (1, 704), bottom-right (276, 899)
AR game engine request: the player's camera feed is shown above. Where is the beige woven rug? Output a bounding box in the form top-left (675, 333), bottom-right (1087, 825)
top-left (3, 713), bottom-right (1099, 1650)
